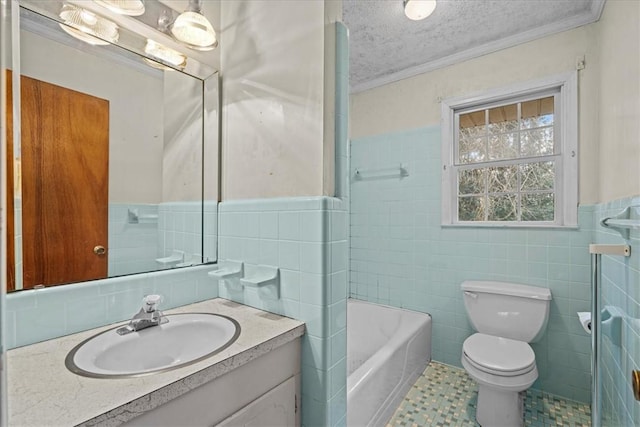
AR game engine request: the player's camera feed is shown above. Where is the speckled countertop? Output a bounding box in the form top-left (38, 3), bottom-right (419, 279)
top-left (7, 298), bottom-right (305, 427)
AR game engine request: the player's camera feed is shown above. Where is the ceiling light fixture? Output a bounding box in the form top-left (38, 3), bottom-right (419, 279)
top-left (59, 4), bottom-right (119, 46)
top-left (93, 0), bottom-right (145, 16)
top-left (403, 0), bottom-right (437, 21)
top-left (171, 0), bottom-right (217, 51)
top-left (144, 39), bottom-right (187, 70)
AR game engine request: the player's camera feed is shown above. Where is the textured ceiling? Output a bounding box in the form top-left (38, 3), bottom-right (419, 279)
top-left (343, 0), bottom-right (604, 92)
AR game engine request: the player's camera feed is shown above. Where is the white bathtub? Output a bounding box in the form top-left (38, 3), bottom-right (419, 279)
top-left (347, 299), bottom-right (432, 427)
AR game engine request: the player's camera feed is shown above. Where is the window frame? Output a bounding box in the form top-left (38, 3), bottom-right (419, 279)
top-left (441, 72), bottom-right (578, 228)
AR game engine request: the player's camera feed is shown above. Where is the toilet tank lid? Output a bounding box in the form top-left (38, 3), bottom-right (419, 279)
top-left (461, 281), bottom-right (552, 300)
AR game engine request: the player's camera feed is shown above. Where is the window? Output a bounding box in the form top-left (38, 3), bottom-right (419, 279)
top-left (441, 73), bottom-right (578, 227)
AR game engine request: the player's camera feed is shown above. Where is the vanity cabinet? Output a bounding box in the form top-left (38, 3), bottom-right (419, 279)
top-left (217, 376), bottom-right (297, 426)
top-left (123, 338), bottom-right (301, 427)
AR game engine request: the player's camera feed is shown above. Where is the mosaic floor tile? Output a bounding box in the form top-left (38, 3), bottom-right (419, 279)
top-left (387, 362), bottom-right (591, 427)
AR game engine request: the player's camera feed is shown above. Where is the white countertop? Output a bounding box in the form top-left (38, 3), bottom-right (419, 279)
top-left (7, 298), bottom-right (305, 427)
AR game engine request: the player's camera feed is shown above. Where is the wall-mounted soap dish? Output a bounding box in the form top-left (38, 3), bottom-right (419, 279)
top-left (209, 261), bottom-right (244, 293)
top-left (155, 250), bottom-right (184, 267)
top-left (128, 208), bottom-right (158, 224)
top-left (241, 265), bottom-right (280, 299)
top-left (601, 305), bottom-right (624, 347)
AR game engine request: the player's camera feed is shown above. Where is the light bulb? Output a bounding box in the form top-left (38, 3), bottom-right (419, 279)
top-left (59, 4), bottom-right (119, 46)
top-left (93, 0), bottom-right (145, 16)
top-left (171, 10), bottom-right (217, 50)
top-left (144, 39), bottom-right (187, 70)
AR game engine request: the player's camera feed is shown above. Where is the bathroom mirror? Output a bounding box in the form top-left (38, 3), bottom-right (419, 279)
top-left (6, 3), bottom-right (219, 291)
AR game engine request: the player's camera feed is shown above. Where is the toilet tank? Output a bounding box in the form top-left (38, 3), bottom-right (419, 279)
top-left (461, 281), bottom-right (552, 342)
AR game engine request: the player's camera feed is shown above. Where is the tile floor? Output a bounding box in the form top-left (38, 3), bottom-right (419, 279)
top-left (387, 362), bottom-right (591, 426)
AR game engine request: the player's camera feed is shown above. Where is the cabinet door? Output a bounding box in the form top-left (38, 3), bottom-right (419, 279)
top-left (216, 376), bottom-right (296, 427)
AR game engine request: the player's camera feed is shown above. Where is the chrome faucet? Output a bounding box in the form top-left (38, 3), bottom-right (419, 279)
top-left (117, 295), bottom-right (168, 335)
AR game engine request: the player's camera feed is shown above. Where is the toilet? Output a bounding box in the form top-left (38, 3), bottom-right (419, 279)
top-left (460, 281), bottom-right (552, 427)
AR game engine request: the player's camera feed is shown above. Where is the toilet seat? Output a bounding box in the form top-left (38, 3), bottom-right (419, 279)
top-left (463, 333), bottom-right (536, 377)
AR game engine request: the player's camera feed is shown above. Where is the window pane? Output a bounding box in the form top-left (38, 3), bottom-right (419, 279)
top-left (458, 168), bottom-right (486, 195)
top-left (459, 196), bottom-right (484, 221)
top-left (488, 103), bottom-right (518, 134)
top-left (487, 194), bottom-right (518, 221)
top-left (520, 127), bottom-right (554, 157)
top-left (459, 136), bottom-right (487, 164)
top-left (520, 162), bottom-right (554, 191)
top-left (459, 125), bottom-right (486, 140)
top-left (521, 96), bottom-right (554, 129)
top-left (522, 193), bottom-right (554, 221)
top-left (459, 111), bottom-right (485, 133)
top-left (488, 133), bottom-right (518, 161)
top-left (488, 165), bottom-right (517, 193)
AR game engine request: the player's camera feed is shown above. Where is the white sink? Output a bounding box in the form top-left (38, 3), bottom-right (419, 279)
top-left (65, 313), bottom-right (240, 378)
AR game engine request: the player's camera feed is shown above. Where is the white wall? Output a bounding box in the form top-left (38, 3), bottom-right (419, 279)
top-left (220, 0), bottom-right (335, 200)
top-left (20, 30), bottom-right (164, 204)
top-left (596, 0), bottom-right (640, 203)
top-left (162, 71), bottom-right (203, 202)
top-left (351, 25), bottom-right (601, 204)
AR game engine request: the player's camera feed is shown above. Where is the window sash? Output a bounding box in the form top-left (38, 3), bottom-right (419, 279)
top-left (454, 92), bottom-right (560, 167)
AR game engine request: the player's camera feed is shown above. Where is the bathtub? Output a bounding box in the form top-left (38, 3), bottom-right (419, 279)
top-left (347, 299), bottom-right (432, 427)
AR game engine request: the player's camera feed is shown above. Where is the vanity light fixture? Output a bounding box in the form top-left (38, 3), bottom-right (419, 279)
top-left (143, 10), bottom-right (187, 70)
top-left (171, 0), bottom-right (217, 51)
top-left (59, 4), bottom-right (119, 45)
top-left (93, 0), bottom-right (145, 16)
top-left (403, 0), bottom-right (437, 21)
top-left (143, 39), bottom-right (187, 70)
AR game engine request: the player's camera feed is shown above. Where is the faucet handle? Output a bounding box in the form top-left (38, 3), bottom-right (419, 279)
top-left (143, 294), bottom-right (163, 313)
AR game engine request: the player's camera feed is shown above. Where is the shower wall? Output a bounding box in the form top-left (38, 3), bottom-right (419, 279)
top-left (596, 197), bottom-right (640, 425)
top-left (594, 1), bottom-right (640, 424)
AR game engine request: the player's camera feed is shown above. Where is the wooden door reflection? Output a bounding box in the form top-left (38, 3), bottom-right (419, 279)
top-left (6, 71), bottom-right (109, 289)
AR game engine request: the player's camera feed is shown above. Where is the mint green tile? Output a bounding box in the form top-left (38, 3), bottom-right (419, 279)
top-left (280, 269), bottom-right (301, 301)
top-left (302, 393), bottom-right (329, 427)
top-left (300, 273), bottom-right (327, 306)
top-left (327, 300), bottom-right (346, 336)
top-left (300, 211), bottom-right (326, 242)
top-left (329, 358), bottom-right (346, 397)
top-left (278, 211), bottom-right (300, 241)
top-left (302, 364), bottom-right (330, 402)
top-left (331, 328), bottom-right (347, 366)
top-left (15, 302), bottom-right (67, 347)
top-left (299, 302), bottom-right (328, 338)
top-left (66, 296), bottom-right (109, 333)
top-left (259, 212), bottom-right (278, 239)
top-left (302, 334), bottom-right (331, 371)
top-left (278, 241), bottom-right (300, 270)
top-left (300, 242), bottom-right (325, 274)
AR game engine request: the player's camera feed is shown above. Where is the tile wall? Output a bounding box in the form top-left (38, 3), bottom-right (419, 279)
top-left (595, 196), bottom-right (640, 426)
top-left (216, 196), bottom-right (348, 427)
top-left (349, 126), bottom-right (593, 402)
top-left (108, 201), bottom-right (218, 276)
top-left (5, 265), bottom-right (219, 349)
top-left (108, 203), bottom-right (159, 276)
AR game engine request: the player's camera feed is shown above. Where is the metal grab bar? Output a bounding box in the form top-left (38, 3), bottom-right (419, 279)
top-left (353, 164), bottom-right (408, 180)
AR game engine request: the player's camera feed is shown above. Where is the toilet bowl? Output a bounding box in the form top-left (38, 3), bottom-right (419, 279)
top-left (460, 281), bottom-right (552, 427)
top-left (461, 333), bottom-right (538, 426)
